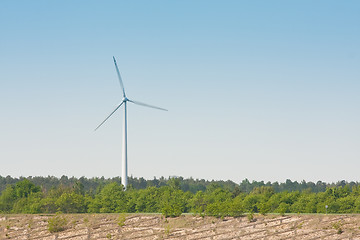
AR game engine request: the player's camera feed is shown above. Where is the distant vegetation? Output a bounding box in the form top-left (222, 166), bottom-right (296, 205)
top-left (2, 175), bottom-right (356, 194)
top-left (1, 175), bottom-right (360, 217)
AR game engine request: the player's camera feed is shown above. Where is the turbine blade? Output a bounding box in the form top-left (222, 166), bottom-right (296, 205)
top-left (94, 101), bottom-right (124, 131)
top-left (113, 56), bottom-right (126, 98)
top-left (128, 99), bottom-right (168, 111)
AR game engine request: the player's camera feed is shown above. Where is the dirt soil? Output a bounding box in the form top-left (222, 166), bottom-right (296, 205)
top-left (1, 213), bottom-right (360, 239)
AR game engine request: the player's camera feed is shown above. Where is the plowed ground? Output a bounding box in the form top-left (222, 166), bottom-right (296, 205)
top-left (2, 213), bottom-right (360, 240)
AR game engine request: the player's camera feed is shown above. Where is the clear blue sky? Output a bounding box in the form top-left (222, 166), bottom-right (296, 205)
top-left (1, 1), bottom-right (359, 183)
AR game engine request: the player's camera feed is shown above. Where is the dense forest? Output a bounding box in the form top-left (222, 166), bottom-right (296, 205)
top-left (1, 175), bottom-right (357, 194)
top-left (1, 176), bottom-right (360, 217)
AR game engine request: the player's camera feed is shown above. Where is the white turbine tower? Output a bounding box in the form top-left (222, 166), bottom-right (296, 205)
top-left (95, 57), bottom-right (167, 189)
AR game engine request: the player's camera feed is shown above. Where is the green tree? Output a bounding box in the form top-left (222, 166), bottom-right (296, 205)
top-left (337, 195), bottom-right (356, 213)
top-left (228, 195), bottom-right (244, 217)
top-left (0, 179), bottom-right (41, 213)
top-left (204, 186), bottom-right (232, 217)
top-left (56, 192), bottom-right (87, 213)
top-left (40, 185), bottom-right (71, 213)
top-left (168, 178), bottom-right (181, 190)
top-left (291, 192), bottom-right (318, 213)
top-left (0, 185), bottom-right (16, 212)
top-left (276, 202), bottom-right (290, 215)
top-left (134, 187), bottom-right (161, 213)
top-left (12, 192), bottom-right (43, 213)
top-left (14, 179), bottom-right (40, 198)
top-left (160, 187), bottom-right (186, 217)
top-left (88, 182), bottom-right (127, 213)
top-left (73, 181), bottom-right (85, 195)
top-left (354, 197), bottom-right (360, 213)
top-left (206, 201), bottom-right (230, 218)
top-left (242, 194), bottom-right (261, 213)
top-left (250, 186), bottom-right (274, 215)
top-left (189, 191), bottom-right (206, 215)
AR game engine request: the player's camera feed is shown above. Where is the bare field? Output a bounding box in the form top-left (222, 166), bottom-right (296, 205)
top-left (1, 213), bottom-right (360, 239)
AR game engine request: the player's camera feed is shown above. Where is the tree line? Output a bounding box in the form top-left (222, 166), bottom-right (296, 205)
top-left (1, 177), bottom-right (360, 217)
top-left (0, 175), bottom-right (356, 194)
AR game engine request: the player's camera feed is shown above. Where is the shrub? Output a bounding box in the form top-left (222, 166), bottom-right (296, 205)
top-left (247, 211), bottom-right (255, 222)
top-left (48, 213), bottom-right (68, 233)
top-left (164, 223), bottom-right (172, 236)
top-left (332, 221), bottom-right (344, 234)
top-left (118, 213), bottom-right (127, 227)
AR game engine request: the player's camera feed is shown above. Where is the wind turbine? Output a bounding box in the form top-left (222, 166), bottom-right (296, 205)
top-left (95, 57), bottom-right (167, 189)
